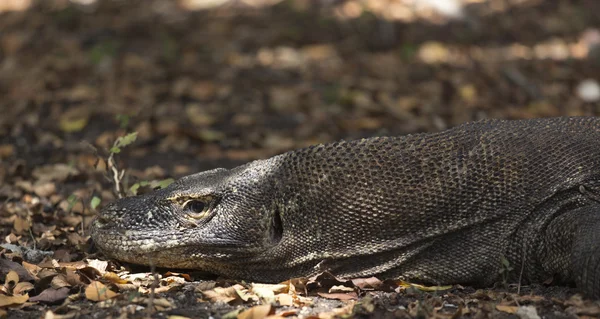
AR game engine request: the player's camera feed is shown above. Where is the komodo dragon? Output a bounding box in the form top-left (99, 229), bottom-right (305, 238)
top-left (91, 116), bottom-right (600, 298)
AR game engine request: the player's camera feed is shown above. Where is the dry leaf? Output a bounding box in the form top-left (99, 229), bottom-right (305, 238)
top-left (202, 284), bottom-right (252, 304)
top-left (21, 262), bottom-right (41, 277)
top-left (252, 287), bottom-right (275, 303)
top-left (496, 305), bottom-right (518, 314)
top-left (317, 292), bottom-right (358, 300)
top-left (13, 282), bottom-right (34, 295)
top-left (0, 293), bottom-right (28, 307)
top-left (86, 259), bottom-right (108, 274)
top-left (164, 271), bottom-right (191, 281)
top-left (275, 293), bottom-right (293, 306)
top-left (268, 309), bottom-right (298, 318)
top-left (398, 281), bottom-right (452, 292)
top-left (351, 277), bottom-right (383, 290)
top-left (50, 274), bottom-right (70, 289)
top-left (29, 287), bottom-right (70, 304)
top-left (251, 283), bottom-right (288, 294)
top-left (5, 270), bottom-right (19, 286)
top-left (85, 281), bottom-right (118, 301)
top-left (32, 182), bottom-right (56, 197)
top-left (32, 164), bottom-right (79, 183)
top-left (103, 272), bottom-right (128, 284)
top-left (237, 304), bottom-right (272, 319)
top-left (13, 217), bottom-right (31, 235)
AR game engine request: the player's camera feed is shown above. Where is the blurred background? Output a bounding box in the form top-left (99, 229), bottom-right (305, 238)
top-left (1, 0), bottom-right (600, 178)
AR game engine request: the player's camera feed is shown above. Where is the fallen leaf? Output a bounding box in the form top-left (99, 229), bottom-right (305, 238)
top-left (13, 217), bottom-right (31, 235)
top-left (252, 287), bottom-right (275, 303)
top-left (517, 305), bottom-right (541, 319)
top-left (32, 181), bottom-right (56, 197)
top-left (13, 282), bottom-right (34, 295)
top-left (0, 293), bottom-right (28, 307)
top-left (5, 270), bottom-right (19, 286)
top-left (29, 287), bottom-right (70, 304)
top-left (269, 309), bottom-right (297, 318)
top-left (164, 271), bottom-right (191, 281)
top-left (317, 292), bottom-right (358, 300)
top-left (32, 164), bottom-right (79, 183)
top-left (398, 281), bottom-right (452, 292)
top-left (50, 274), bottom-right (71, 289)
top-left (237, 304), bottom-right (272, 319)
top-left (58, 107), bottom-right (90, 133)
top-left (275, 293), bottom-right (293, 306)
top-left (329, 285), bottom-right (354, 293)
top-left (351, 277), bottom-right (383, 290)
top-left (251, 283), bottom-right (288, 294)
top-left (496, 305), bottom-right (518, 314)
top-left (86, 259), bottom-right (108, 274)
top-left (202, 284), bottom-right (252, 304)
top-left (85, 281), bottom-right (118, 301)
top-left (0, 258), bottom-right (35, 282)
top-left (103, 272), bottom-right (128, 284)
top-left (307, 272), bottom-right (354, 292)
top-left (0, 145), bottom-right (14, 159)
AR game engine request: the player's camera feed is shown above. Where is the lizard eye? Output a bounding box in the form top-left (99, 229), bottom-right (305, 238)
top-left (183, 200), bottom-right (210, 219)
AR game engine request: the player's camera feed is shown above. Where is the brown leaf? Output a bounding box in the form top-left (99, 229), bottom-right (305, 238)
top-left (0, 294), bottom-right (28, 308)
top-left (496, 305), bottom-right (518, 314)
top-left (202, 284), bottom-right (252, 305)
top-left (86, 259), bottom-right (108, 274)
top-left (317, 292), bottom-right (358, 300)
top-left (103, 272), bottom-right (128, 284)
top-left (0, 258), bottom-right (35, 282)
top-left (306, 272), bottom-right (354, 293)
top-left (13, 282), bottom-right (34, 295)
top-left (0, 145), bottom-right (14, 159)
top-left (5, 270), bottom-right (19, 286)
top-left (58, 107), bottom-right (90, 133)
top-left (237, 304), bottom-right (272, 319)
top-left (21, 262), bottom-right (41, 277)
top-left (251, 283), bottom-right (288, 294)
top-left (268, 309), bottom-right (298, 318)
top-left (32, 181), bottom-right (56, 197)
top-left (29, 287), bottom-right (70, 304)
top-left (164, 271), bottom-right (191, 282)
top-left (275, 293), bottom-right (293, 306)
top-left (351, 277), bottom-right (383, 290)
top-left (13, 217), bottom-right (31, 235)
top-left (57, 261), bottom-right (88, 270)
top-left (32, 164), bottom-right (79, 183)
top-left (50, 274), bottom-right (71, 289)
top-left (85, 281), bottom-right (118, 301)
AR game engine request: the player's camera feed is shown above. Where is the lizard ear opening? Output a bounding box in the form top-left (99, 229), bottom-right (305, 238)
top-left (270, 208), bottom-right (283, 244)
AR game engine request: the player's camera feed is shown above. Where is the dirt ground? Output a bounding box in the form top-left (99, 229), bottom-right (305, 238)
top-left (1, 0), bottom-right (600, 318)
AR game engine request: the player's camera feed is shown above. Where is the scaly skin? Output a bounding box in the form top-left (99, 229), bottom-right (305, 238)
top-left (91, 117), bottom-right (600, 298)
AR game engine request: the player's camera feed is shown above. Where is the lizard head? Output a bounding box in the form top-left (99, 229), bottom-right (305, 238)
top-left (90, 159), bottom-right (284, 272)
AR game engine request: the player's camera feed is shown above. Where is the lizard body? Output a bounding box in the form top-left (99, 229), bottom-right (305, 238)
top-left (91, 117), bottom-right (600, 298)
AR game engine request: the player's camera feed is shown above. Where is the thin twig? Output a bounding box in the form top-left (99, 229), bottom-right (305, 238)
top-left (517, 248), bottom-right (525, 295)
top-left (147, 259), bottom-right (158, 316)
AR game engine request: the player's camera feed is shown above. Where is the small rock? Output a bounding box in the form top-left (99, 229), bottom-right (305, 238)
top-left (517, 306), bottom-right (541, 319)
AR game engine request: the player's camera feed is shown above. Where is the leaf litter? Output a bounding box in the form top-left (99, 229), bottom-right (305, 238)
top-left (1, 0), bottom-right (600, 317)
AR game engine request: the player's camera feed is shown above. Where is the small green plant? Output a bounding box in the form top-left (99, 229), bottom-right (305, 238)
top-left (106, 132), bottom-right (137, 198)
top-left (90, 196), bottom-right (101, 210)
top-left (115, 114), bottom-right (129, 129)
top-left (66, 194), bottom-right (79, 212)
top-left (88, 39), bottom-right (119, 65)
top-left (499, 255), bottom-right (514, 287)
top-left (129, 178), bottom-right (174, 196)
